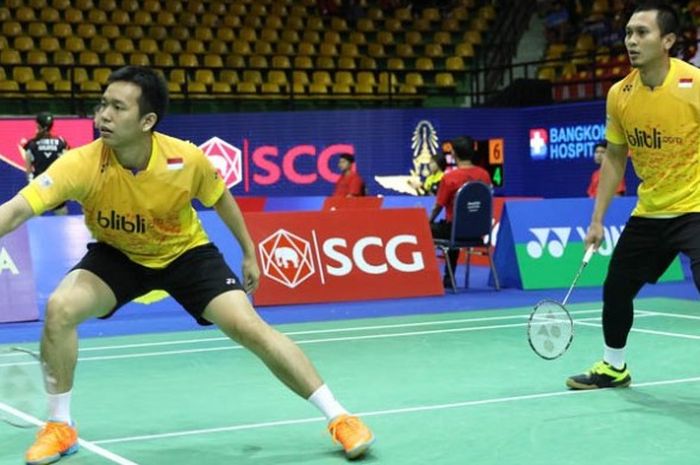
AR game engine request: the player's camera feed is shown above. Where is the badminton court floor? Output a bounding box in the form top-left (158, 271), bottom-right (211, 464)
top-left (1, 297), bottom-right (699, 465)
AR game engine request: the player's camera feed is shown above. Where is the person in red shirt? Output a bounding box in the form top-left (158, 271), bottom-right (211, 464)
top-left (429, 136), bottom-right (492, 285)
top-left (333, 153), bottom-right (366, 197)
top-left (587, 141), bottom-right (626, 198)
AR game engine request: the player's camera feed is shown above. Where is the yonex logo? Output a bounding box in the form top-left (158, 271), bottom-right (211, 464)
top-left (526, 227), bottom-right (571, 259)
top-left (258, 229), bottom-right (315, 289)
top-left (529, 129), bottom-right (548, 160)
top-left (199, 136), bottom-right (242, 188)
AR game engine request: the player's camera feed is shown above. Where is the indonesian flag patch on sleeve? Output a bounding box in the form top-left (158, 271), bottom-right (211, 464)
top-left (679, 77), bottom-right (693, 89)
top-left (167, 157), bottom-right (184, 170)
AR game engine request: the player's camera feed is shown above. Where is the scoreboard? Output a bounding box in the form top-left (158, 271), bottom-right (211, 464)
top-left (441, 138), bottom-right (505, 187)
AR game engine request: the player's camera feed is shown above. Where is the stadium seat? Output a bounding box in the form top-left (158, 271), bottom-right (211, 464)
top-left (27, 50), bottom-right (48, 65)
top-left (87, 9), bottom-right (107, 24)
top-left (267, 70), bottom-right (288, 86)
top-left (242, 70), bottom-right (263, 85)
top-left (63, 37), bottom-right (85, 54)
top-left (130, 53), bottom-right (150, 66)
top-left (14, 36), bottom-right (35, 53)
top-left (195, 69), bottom-right (215, 86)
top-left (93, 67), bottom-right (111, 84)
top-left (435, 72), bottom-right (456, 88)
top-left (40, 7), bottom-right (60, 22)
top-left (302, 30), bottom-right (320, 44)
top-left (338, 57), bottom-right (356, 69)
top-left (28, 22), bottom-right (48, 38)
top-left (387, 58), bottom-right (405, 70)
top-left (316, 56), bottom-right (336, 70)
top-left (225, 55), bottom-right (246, 68)
top-left (40, 67), bottom-right (63, 84)
top-left (212, 82), bottom-right (232, 94)
top-left (271, 55), bottom-right (291, 68)
top-left (186, 39), bottom-right (205, 54)
top-left (204, 54), bottom-right (224, 68)
top-left (0, 50), bottom-right (21, 65)
top-left (260, 28), bottom-right (279, 44)
top-left (446, 56), bottom-right (466, 71)
top-left (396, 44), bottom-right (415, 58)
top-left (324, 30), bottom-right (341, 45)
top-left (101, 24), bottom-right (121, 39)
top-left (26, 80), bottom-right (49, 93)
top-left (416, 57), bottom-right (434, 71)
top-left (79, 51), bottom-right (100, 66)
top-left (249, 55), bottom-right (269, 69)
top-left (104, 51), bottom-right (125, 66)
top-left (13, 67), bottom-right (35, 84)
top-left (110, 9), bottom-right (130, 25)
top-left (405, 31), bottom-right (423, 46)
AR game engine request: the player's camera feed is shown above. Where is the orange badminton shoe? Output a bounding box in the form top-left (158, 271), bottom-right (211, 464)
top-left (328, 414), bottom-right (375, 460)
top-left (25, 421), bottom-right (79, 465)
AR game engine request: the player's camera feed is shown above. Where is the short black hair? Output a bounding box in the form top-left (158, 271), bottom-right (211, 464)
top-left (433, 154), bottom-right (448, 172)
top-left (450, 136), bottom-right (478, 163)
top-left (36, 111), bottom-right (53, 130)
top-left (632, 1), bottom-right (679, 36)
top-left (107, 66), bottom-right (168, 129)
top-left (339, 153), bottom-right (355, 163)
top-left (594, 141), bottom-right (607, 150)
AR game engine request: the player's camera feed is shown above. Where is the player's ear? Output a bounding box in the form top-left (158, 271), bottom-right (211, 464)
top-left (141, 113), bottom-right (157, 132)
top-left (662, 32), bottom-right (677, 53)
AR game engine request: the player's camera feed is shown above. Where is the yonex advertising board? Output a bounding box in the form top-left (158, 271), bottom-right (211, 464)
top-left (494, 197), bottom-right (685, 289)
top-left (0, 225), bottom-right (39, 323)
top-left (245, 208), bottom-right (443, 305)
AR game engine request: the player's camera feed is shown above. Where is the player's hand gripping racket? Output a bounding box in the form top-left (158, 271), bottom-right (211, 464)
top-left (527, 245), bottom-right (596, 360)
top-left (0, 347), bottom-right (50, 428)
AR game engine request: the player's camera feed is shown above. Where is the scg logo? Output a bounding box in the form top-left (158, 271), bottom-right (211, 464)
top-left (527, 227), bottom-right (571, 258)
top-left (258, 229), bottom-right (425, 288)
top-left (323, 235), bottom-right (424, 276)
top-left (200, 136), bottom-right (242, 188)
top-left (258, 229), bottom-right (315, 289)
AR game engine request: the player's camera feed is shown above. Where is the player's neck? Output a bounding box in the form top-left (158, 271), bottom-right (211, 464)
top-left (113, 136), bottom-right (152, 171)
top-left (638, 56), bottom-right (671, 89)
top-left (456, 160), bottom-right (473, 168)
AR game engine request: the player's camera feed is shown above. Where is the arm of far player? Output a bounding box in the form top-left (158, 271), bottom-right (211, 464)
top-left (0, 194), bottom-right (36, 238)
top-left (212, 189), bottom-right (261, 294)
top-left (585, 141), bottom-right (628, 250)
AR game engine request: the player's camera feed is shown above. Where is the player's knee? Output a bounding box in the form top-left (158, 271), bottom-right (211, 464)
top-left (45, 293), bottom-right (81, 330)
top-left (603, 272), bottom-right (642, 306)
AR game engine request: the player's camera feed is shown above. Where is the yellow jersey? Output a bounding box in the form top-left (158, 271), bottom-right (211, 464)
top-left (606, 58), bottom-right (700, 216)
top-left (20, 132), bottom-right (226, 268)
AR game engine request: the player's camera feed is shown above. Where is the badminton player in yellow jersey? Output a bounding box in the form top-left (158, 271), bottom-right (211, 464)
top-left (567, 2), bottom-right (700, 390)
top-left (0, 66), bottom-right (374, 464)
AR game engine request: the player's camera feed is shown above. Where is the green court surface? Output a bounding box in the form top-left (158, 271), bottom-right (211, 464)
top-left (1, 297), bottom-right (699, 465)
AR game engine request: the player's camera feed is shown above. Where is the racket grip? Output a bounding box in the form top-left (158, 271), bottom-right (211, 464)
top-left (583, 244), bottom-right (596, 264)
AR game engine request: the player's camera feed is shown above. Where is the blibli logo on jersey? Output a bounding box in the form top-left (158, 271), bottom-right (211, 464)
top-left (625, 128), bottom-right (682, 149)
top-left (97, 210), bottom-right (147, 233)
top-left (626, 128), bottom-right (661, 149)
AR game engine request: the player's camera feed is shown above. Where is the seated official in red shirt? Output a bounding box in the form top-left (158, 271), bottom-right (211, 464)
top-left (333, 153), bottom-right (366, 197)
top-left (429, 136), bottom-right (492, 286)
top-left (587, 141), bottom-right (626, 198)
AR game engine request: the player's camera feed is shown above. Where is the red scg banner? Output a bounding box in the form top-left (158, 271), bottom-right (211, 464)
top-left (247, 208), bottom-right (443, 305)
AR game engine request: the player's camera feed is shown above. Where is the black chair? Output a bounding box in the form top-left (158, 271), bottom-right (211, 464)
top-left (434, 181), bottom-right (500, 292)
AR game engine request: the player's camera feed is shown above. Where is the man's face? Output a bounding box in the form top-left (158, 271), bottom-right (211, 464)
top-left (94, 81), bottom-right (152, 148)
top-left (338, 158), bottom-right (351, 173)
top-left (625, 10), bottom-right (674, 68)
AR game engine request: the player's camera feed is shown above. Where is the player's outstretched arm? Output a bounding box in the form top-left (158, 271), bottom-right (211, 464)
top-left (586, 141), bottom-right (627, 249)
top-left (0, 194), bottom-right (35, 238)
top-left (212, 189), bottom-right (261, 293)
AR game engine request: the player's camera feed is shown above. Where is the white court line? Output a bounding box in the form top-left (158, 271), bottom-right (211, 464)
top-left (92, 374), bottom-right (700, 446)
top-left (1, 313), bottom-right (665, 368)
top-left (635, 309), bottom-right (700, 321)
top-left (576, 320), bottom-right (700, 340)
top-left (1, 308), bottom-right (607, 357)
top-left (0, 402), bottom-right (140, 465)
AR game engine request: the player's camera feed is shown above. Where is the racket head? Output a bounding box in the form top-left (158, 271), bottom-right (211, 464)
top-left (0, 347), bottom-right (47, 428)
top-left (527, 299), bottom-right (574, 360)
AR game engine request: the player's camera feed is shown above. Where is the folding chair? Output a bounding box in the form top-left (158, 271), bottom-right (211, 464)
top-left (434, 181), bottom-right (500, 291)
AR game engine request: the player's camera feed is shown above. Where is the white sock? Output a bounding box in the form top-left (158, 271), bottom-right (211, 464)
top-left (604, 345), bottom-right (626, 370)
top-left (307, 384), bottom-right (348, 422)
top-left (47, 390), bottom-right (72, 424)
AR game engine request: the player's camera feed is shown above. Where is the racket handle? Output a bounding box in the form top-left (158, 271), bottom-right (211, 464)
top-left (582, 244), bottom-right (595, 264)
